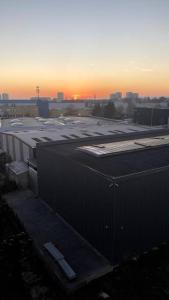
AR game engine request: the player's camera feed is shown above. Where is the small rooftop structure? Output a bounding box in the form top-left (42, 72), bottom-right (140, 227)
top-left (6, 161), bottom-right (28, 175)
top-left (6, 161), bottom-right (29, 188)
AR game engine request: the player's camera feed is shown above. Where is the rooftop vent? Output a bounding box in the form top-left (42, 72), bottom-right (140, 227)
top-left (128, 128), bottom-right (138, 132)
top-left (71, 134), bottom-right (80, 138)
top-left (114, 130), bottom-right (124, 133)
top-left (94, 132), bottom-right (104, 136)
top-left (61, 135), bottom-right (72, 140)
top-left (108, 130), bottom-right (116, 134)
top-left (32, 137), bottom-right (42, 143)
top-left (42, 137), bottom-right (53, 141)
top-left (82, 133), bottom-right (92, 137)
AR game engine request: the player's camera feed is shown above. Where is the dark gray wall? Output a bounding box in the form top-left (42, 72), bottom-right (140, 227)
top-left (37, 146), bottom-right (169, 265)
top-left (38, 148), bottom-right (114, 260)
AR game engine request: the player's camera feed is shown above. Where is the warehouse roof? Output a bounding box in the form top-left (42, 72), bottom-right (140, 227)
top-left (38, 133), bottom-right (169, 178)
top-left (0, 117), bottom-right (160, 148)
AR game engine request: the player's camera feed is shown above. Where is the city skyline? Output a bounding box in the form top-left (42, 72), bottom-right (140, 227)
top-left (0, 0), bottom-right (169, 98)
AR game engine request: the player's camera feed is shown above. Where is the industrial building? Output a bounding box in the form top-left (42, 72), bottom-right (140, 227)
top-left (56, 92), bottom-right (65, 101)
top-left (2, 93), bottom-right (9, 100)
top-left (0, 116), bottom-right (158, 194)
top-left (3, 115), bottom-right (169, 290)
top-left (109, 92), bottom-right (122, 100)
top-left (37, 132), bottom-right (169, 266)
top-left (0, 99), bottom-right (41, 118)
top-left (126, 92), bottom-right (139, 99)
top-left (0, 116), bottom-right (153, 163)
top-left (134, 107), bottom-right (169, 126)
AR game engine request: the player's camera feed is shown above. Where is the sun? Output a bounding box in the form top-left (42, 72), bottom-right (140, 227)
top-left (72, 94), bottom-right (80, 100)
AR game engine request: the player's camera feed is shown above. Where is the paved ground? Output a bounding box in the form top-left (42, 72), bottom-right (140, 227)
top-left (2, 193), bottom-right (169, 299)
top-left (5, 190), bottom-right (113, 292)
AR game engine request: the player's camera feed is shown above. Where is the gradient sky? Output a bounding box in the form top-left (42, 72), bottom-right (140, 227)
top-left (0, 0), bottom-right (169, 98)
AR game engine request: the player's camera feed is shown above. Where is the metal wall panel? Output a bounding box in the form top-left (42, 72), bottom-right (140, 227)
top-left (113, 170), bottom-right (169, 263)
top-left (2, 134), bottom-right (7, 152)
top-left (23, 143), bottom-right (30, 162)
top-left (0, 133), bottom-right (2, 147)
top-left (38, 148), bottom-right (114, 261)
top-left (12, 136), bottom-right (16, 160)
top-left (19, 141), bottom-right (24, 161)
top-left (29, 167), bottom-right (38, 194)
top-left (14, 138), bottom-right (21, 161)
top-left (29, 148), bottom-right (34, 160)
top-left (8, 135), bottom-right (14, 160)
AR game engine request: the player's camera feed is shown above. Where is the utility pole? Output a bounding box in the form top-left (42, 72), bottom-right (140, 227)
top-left (36, 86), bottom-right (40, 100)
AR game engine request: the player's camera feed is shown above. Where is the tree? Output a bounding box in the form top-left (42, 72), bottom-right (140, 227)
top-left (103, 102), bottom-right (116, 118)
top-left (63, 106), bottom-right (78, 116)
top-left (92, 104), bottom-right (102, 117)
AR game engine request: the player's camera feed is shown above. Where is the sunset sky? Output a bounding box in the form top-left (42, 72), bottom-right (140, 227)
top-left (0, 0), bottom-right (169, 99)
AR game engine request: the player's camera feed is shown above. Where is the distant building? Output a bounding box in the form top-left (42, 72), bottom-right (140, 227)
top-left (0, 94), bottom-right (1, 100)
top-left (57, 92), bottom-right (64, 101)
top-left (2, 93), bottom-right (9, 100)
top-left (126, 92), bottom-right (139, 99)
top-left (37, 99), bottom-right (49, 118)
top-left (0, 99), bottom-right (38, 118)
top-left (109, 92), bottom-right (122, 100)
top-left (30, 97), bottom-right (51, 101)
top-left (134, 107), bottom-right (169, 126)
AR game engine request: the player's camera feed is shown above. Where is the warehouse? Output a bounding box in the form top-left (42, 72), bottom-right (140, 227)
top-left (37, 133), bottom-right (169, 266)
top-left (0, 116), bottom-right (154, 163)
top-left (0, 116), bottom-right (163, 194)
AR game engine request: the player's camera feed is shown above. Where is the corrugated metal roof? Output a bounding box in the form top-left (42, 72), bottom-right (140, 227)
top-left (1, 123), bottom-right (158, 148)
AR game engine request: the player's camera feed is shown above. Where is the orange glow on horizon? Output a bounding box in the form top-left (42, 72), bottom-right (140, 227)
top-left (7, 85), bottom-right (169, 99)
top-left (1, 75), bottom-right (169, 99)
top-left (72, 94), bottom-right (81, 100)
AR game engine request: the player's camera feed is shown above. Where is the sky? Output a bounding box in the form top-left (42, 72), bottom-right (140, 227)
top-left (0, 0), bottom-right (169, 99)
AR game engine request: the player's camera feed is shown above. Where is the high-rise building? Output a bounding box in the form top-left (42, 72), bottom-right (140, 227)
top-left (2, 93), bottom-right (9, 100)
top-left (57, 92), bottom-right (64, 101)
top-left (126, 92), bottom-right (139, 99)
top-left (0, 94), bottom-right (1, 100)
top-left (109, 92), bottom-right (122, 100)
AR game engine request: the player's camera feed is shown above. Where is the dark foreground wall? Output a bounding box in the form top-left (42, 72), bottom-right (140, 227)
top-left (37, 145), bottom-right (169, 265)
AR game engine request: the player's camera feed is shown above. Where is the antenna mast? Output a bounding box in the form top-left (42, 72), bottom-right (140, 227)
top-left (36, 86), bottom-right (40, 100)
